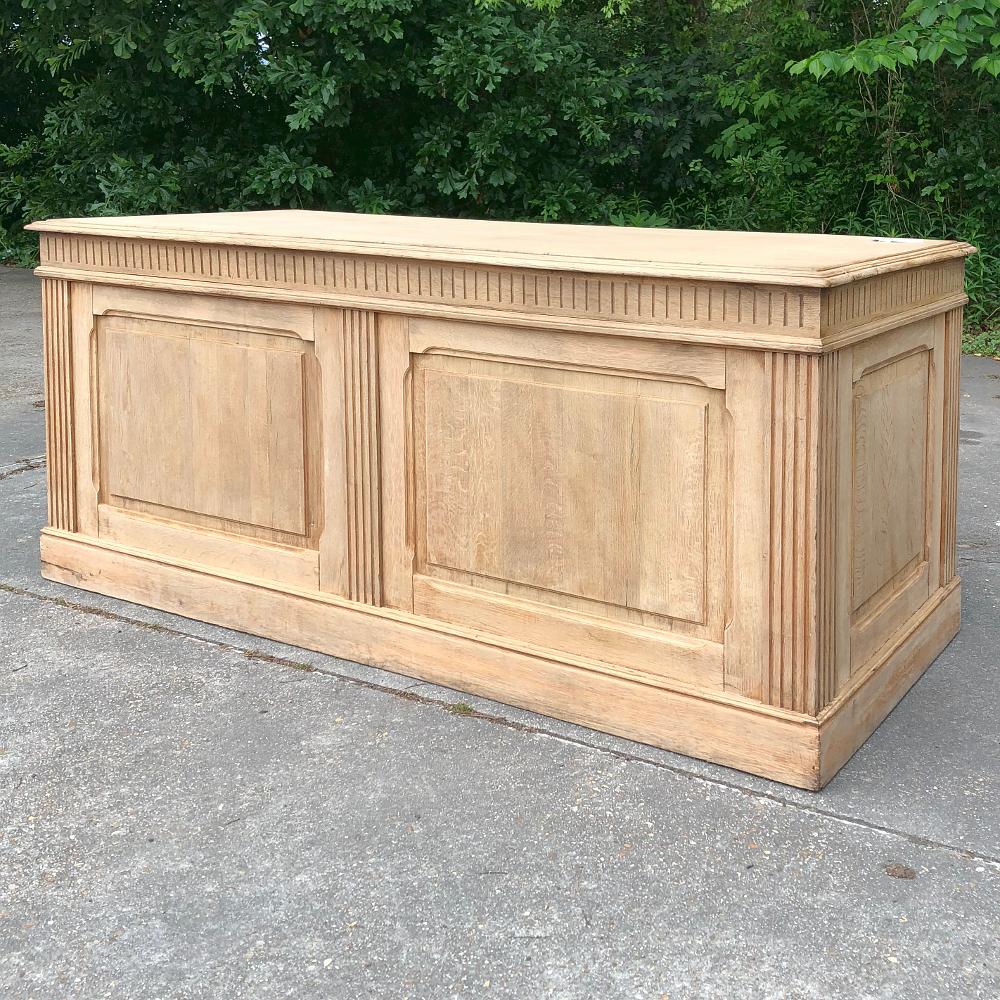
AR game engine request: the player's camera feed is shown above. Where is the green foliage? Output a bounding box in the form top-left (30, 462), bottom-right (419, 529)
top-left (788, 0), bottom-right (1000, 79)
top-left (1, 0), bottom-right (998, 353)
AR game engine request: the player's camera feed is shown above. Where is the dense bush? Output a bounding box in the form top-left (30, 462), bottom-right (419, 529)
top-left (1, 0), bottom-right (998, 351)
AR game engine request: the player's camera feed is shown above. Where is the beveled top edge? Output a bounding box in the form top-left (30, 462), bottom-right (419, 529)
top-left (26, 210), bottom-right (976, 287)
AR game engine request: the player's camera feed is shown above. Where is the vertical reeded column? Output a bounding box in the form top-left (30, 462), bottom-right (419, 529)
top-left (765, 351), bottom-right (820, 715)
top-left (726, 348), bottom-right (842, 716)
top-left (340, 308), bottom-right (383, 605)
top-left (940, 306), bottom-right (963, 585)
top-left (814, 350), bottom-right (843, 709)
top-left (41, 278), bottom-right (77, 531)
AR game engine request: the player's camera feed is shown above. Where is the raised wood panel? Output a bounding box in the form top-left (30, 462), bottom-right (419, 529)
top-left (415, 355), bottom-right (716, 627)
top-left (97, 315), bottom-right (315, 543)
top-left (41, 278), bottom-right (77, 531)
top-left (847, 318), bottom-right (944, 673)
top-left (851, 349), bottom-right (930, 616)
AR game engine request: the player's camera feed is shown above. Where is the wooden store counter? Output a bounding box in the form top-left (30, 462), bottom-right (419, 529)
top-left (28, 210), bottom-right (974, 788)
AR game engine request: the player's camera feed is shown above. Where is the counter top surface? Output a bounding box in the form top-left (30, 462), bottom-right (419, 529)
top-left (28, 210), bottom-right (975, 287)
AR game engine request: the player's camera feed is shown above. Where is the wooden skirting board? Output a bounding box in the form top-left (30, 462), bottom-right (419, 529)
top-left (28, 211), bottom-right (973, 789)
top-left (41, 529), bottom-right (960, 790)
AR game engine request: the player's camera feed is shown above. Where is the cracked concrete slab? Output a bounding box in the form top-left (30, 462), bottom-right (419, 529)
top-left (2, 586), bottom-right (1000, 1000)
top-left (2, 266), bottom-right (999, 999)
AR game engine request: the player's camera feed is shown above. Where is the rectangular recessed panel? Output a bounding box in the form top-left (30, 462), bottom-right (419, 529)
top-left (852, 350), bottom-right (929, 613)
top-left (99, 318), bottom-right (308, 537)
top-left (420, 364), bottom-right (708, 623)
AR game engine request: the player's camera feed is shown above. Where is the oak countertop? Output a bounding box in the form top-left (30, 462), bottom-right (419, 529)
top-left (27, 210), bottom-right (976, 288)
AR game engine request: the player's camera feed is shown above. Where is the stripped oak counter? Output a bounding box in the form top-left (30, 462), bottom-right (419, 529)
top-left (28, 211), bottom-right (975, 789)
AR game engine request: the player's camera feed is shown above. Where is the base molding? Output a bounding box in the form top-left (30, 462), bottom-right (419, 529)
top-left (818, 576), bottom-right (961, 785)
top-left (39, 529), bottom-right (960, 791)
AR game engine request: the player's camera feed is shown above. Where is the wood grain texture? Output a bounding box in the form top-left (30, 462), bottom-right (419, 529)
top-left (32, 215), bottom-right (974, 354)
top-left (815, 351), bottom-right (844, 707)
top-left (97, 315), bottom-right (313, 542)
top-left (35, 232), bottom-right (822, 344)
top-left (820, 259), bottom-right (965, 349)
top-left (376, 313), bottom-right (414, 612)
top-left (30, 213), bottom-right (970, 788)
top-left (851, 350), bottom-right (930, 615)
top-left (766, 352), bottom-right (818, 714)
top-left (723, 350), bottom-right (822, 712)
top-left (97, 504), bottom-right (319, 590)
top-left (819, 577), bottom-right (960, 786)
top-left (41, 278), bottom-right (77, 531)
top-left (61, 285), bottom-right (325, 589)
top-left (412, 575), bottom-right (725, 689)
top-left (340, 308), bottom-right (383, 605)
top-left (30, 210), bottom-right (974, 286)
top-left (723, 349), bottom-right (771, 703)
top-left (387, 317), bottom-right (729, 687)
top-left (940, 307), bottom-right (963, 585)
top-left (38, 526), bottom-right (961, 790)
top-left (416, 359), bottom-right (709, 623)
top-left (407, 316), bottom-right (727, 389)
top-left (40, 528), bottom-right (821, 789)
top-left (68, 281), bottom-right (99, 536)
top-left (404, 318), bottom-right (728, 646)
top-left (847, 319), bottom-right (943, 674)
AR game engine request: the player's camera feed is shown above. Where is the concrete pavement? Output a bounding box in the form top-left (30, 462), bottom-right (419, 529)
top-left (2, 265), bottom-right (999, 999)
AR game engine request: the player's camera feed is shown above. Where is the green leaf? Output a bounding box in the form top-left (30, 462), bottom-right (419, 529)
top-left (918, 4), bottom-right (941, 26)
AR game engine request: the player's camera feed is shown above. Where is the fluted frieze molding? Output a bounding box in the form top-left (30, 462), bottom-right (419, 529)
top-left (37, 232), bottom-right (822, 338)
top-left (821, 259), bottom-right (965, 340)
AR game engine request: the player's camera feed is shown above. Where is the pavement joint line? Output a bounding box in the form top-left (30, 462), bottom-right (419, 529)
top-left (0, 455), bottom-right (45, 480)
top-left (4, 577), bottom-right (1000, 872)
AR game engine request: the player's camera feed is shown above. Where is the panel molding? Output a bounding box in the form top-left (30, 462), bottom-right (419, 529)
top-left (412, 574), bottom-right (725, 690)
top-left (41, 278), bottom-right (77, 531)
top-left (412, 352), bottom-right (723, 636)
top-left (95, 314), bottom-right (315, 544)
top-left (847, 318), bottom-right (944, 675)
top-left (850, 348), bottom-right (930, 617)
